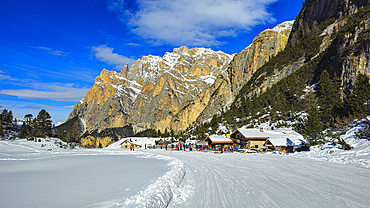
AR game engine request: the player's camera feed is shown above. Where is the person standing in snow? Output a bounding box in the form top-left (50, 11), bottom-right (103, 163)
top-left (132, 145), bottom-right (135, 151)
top-left (130, 145), bottom-right (132, 151)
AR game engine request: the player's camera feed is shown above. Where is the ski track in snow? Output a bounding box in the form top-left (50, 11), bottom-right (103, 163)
top-left (1, 139), bottom-right (370, 208)
top-left (159, 150), bottom-right (370, 208)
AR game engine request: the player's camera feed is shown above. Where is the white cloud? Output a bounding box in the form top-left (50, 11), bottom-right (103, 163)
top-left (109, 0), bottom-right (278, 46)
top-left (0, 85), bottom-right (89, 101)
top-left (0, 73), bottom-right (17, 81)
top-left (24, 104), bottom-right (75, 109)
top-left (92, 45), bottom-right (136, 67)
top-left (29, 46), bottom-right (68, 56)
top-left (127, 43), bottom-right (140, 46)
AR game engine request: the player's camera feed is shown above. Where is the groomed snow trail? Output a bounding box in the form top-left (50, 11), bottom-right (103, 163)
top-left (151, 150), bottom-right (370, 208)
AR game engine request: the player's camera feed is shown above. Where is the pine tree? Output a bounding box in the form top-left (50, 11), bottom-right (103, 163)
top-left (0, 109), bottom-right (8, 127)
top-left (0, 119), bottom-right (4, 139)
top-left (31, 109), bottom-right (52, 138)
top-left (356, 120), bottom-right (370, 140)
top-left (347, 73), bottom-right (370, 117)
top-left (303, 105), bottom-right (324, 145)
top-left (25, 114), bottom-right (33, 126)
top-left (316, 70), bottom-right (341, 128)
top-left (19, 121), bottom-right (31, 139)
top-left (7, 110), bottom-right (13, 125)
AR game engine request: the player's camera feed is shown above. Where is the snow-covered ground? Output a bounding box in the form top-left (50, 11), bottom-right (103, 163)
top-left (291, 117), bottom-right (370, 168)
top-left (1, 123), bottom-right (370, 208)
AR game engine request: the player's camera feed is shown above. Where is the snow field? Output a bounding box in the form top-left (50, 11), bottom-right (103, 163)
top-left (0, 139), bottom-right (178, 208)
top-left (117, 153), bottom-right (187, 208)
top-left (154, 150), bottom-right (370, 208)
top-left (2, 118), bottom-right (370, 208)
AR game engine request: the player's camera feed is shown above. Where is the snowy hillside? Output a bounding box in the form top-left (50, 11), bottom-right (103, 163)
top-left (292, 117), bottom-right (370, 168)
top-left (2, 118), bottom-right (370, 207)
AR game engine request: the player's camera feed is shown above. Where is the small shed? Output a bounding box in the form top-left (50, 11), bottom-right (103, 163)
top-left (263, 128), bottom-right (304, 153)
top-left (264, 137), bottom-right (295, 153)
top-left (205, 135), bottom-right (233, 149)
top-left (120, 140), bottom-right (141, 149)
top-left (230, 128), bottom-right (269, 150)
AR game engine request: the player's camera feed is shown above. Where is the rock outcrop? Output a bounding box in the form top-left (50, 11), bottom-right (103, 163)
top-left (170, 21), bottom-right (295, 131)
top-left (228, 21), bottom-right (294, 96)
top-left (234, 0), bottom-right (370, 102)
top-left (69, 47), bottom-right (233, 135)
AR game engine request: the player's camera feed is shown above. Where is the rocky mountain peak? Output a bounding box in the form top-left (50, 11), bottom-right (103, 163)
top-left (68, 46), bottom-right (234, 134)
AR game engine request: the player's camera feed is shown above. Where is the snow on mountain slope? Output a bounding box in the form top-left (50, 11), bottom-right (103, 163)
top-left (263, 20), bottom-right (295, 37)
top-left (292, 116), bottom-right (370, 168)
top-left (68, 46), bottom-right (234, 133)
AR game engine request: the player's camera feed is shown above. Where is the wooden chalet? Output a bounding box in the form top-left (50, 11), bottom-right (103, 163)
top-left (205, 135), bottom-right (233, 149)
top-left (264, 129), bottom-right (304, 153)
top-left (120, 140), bottom-right (141, 149)
top-left (230, 128), bottom-right (269, 150)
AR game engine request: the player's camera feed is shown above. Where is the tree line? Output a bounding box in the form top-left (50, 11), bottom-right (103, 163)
top-left (0, 109), bottom-right (53, 140)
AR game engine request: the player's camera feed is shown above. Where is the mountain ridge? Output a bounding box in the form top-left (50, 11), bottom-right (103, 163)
top-left (58, 20), bottom-right (294, 146)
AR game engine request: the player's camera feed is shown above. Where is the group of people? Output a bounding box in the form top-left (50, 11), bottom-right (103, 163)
top-left (160, 143), bottom-right (193, 151)
top-left (153, 143), bottom-right (239, 153)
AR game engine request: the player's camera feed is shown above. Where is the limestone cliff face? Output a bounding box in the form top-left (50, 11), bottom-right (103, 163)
top-left (68, 69), bottom-right (138, 130)
top-left (167, 21), bottom-right (295, 131)
top-left (315, 4), bottom-right (370, 97)
top-left (172, 73), bottom-right (233, 132)
top-left (288, 0), bottom-right (369, 48)
top-left (236, 0), bottom-right (370, 101)
top-left (68, 47), bottom-right (233, 134)
top-left (290, 0), bottom-right (370, 97)
top-left (228, 21), bottom-right (294, 96)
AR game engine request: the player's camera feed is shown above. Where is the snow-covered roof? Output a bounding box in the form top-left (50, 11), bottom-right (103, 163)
top-left (265, 137), bottom-right (294, 147)
top-left (206, 135), bottom-right (233, 143)
top-left (233, 128), bottom-right (270, 138)
top-left (268, 128), bottom-right (304, 142)
top-left (232, 128), bottom-right (304, 145)
top-left (263, 128), bottom-right (303, 147)
top-left (121, 139), bottom-right (141, 147)
top-left (106, 137), bottom-right (158, 149)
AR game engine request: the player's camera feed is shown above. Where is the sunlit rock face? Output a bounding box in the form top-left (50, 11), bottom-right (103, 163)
top-left (69, 46), bottom-right (233, 133)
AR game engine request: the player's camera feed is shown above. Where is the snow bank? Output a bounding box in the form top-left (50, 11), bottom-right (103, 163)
top-left (291, 117), bottom-right (370, 168)
top-left (116, 153), bottom-right (186, 208)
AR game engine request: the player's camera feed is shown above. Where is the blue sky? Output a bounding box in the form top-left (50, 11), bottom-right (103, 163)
top-left (0, 0), bottom-right (304, 124)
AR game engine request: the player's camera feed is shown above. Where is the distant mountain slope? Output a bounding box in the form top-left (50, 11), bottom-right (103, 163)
top-left (232, 0), bottom-right (370, 105)
top-left (172, 21), bottom-right (294, 132)
top-left (58, 21), bottom-right (294, 145)
top-left (68, 47), bottom-right (233, 133)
